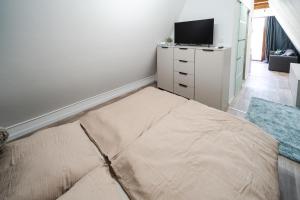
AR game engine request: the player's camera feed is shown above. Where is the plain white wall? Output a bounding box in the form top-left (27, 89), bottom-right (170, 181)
top-left (178, 0), bottom-right (237, 47)
top-left (241, 0), bottom-right (254, 10)
top-left (0, 0), bottom-right (186, 127)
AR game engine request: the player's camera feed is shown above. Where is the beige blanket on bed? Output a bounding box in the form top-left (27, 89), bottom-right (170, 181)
top-left (111, 100), bottom-right (279, 200)
top-left (80, 87), bottom-right (187, 159)
top-left (57, 166), bottom-right (128, 200)
top-left (0, 122), bottom-right (103, 200)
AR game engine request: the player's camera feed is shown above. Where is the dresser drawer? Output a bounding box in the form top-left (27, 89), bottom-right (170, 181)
top-left (174, 83), bottom-right (194, 99)
top-left (174, 72), bottom-right (194, 87)
top-left (174, 48), bottom-right (195, 61)
top-left (174, 60), bottom-right (194, 74)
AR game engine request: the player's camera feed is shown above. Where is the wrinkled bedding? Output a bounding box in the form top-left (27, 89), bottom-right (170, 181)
top-left (108, 100), bottom-right (279, 200)
top-left (80, 87), bottom-right (187, 159)
top-left (57, 166), bottom-right (128, 200)
top-left (0, 122), bottom-right (103, 200)
top-left (0, 87), bottom-right (279, 200)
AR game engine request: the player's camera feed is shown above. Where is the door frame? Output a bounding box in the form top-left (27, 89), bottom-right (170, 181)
top-left (235, 1), bottom-right (250, 96)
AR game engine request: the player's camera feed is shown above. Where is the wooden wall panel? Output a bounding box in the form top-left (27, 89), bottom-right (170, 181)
top-left (254, 0), bottom-right (269, 9)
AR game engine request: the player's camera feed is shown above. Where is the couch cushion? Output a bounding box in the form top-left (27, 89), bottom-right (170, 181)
top-left (282, 49), bottom-right (296, 56)
top-left (274, 49), bottom-right (284, 55)
top-left (0, 121), bottom-right (103, 200)
top-left (80, 87), bottom-right (187, 159)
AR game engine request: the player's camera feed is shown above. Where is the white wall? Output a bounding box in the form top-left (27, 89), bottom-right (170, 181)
top-left (241, 0), bottom-right (254, 10)
top-left (178, 0), bottom-right (238, 47)
top-left (252, 8), bottom-right (273, 18)
top-left (0, 0), bottom-right (186, 127)
top-left (177, 0), bottom-right (240, 101)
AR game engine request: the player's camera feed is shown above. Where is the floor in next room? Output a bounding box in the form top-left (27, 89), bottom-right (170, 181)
top-left (228, 61), bottom-right (300, 200)
top-left (228, 61), bottom-right (293, 118)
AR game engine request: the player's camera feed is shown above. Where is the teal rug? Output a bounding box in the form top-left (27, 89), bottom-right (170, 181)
top-left (246, 97), bottom-right (300, 163)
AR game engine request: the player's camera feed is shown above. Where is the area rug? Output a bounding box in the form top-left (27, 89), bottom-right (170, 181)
top-left (246, 97), bottom-right (300, 163)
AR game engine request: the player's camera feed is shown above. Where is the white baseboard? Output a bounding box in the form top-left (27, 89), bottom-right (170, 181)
top-left (7, 76), bottom-right (155, 141)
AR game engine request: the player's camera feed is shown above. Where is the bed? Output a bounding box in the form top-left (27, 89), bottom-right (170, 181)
top-left (0, 87), bottom-right (279, 200)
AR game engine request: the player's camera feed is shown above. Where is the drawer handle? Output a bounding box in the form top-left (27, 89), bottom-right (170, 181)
top-left (161, 46), bottom-right (168, 49)
top-left (179, 60), bottom-right (188, 63)
top-left (179, 72), bottom-right (188, 76)
top-left (202, 49), bottom-right (214, 52)
top-left (179, 83), bottom-right (188, 88)
top-left (179, 48), bottom-right (188, 50)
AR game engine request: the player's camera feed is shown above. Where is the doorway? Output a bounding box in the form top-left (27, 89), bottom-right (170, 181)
top-left (235, 2), bottom-right (250, 96)
top-left (229, 10), bottom-right (294, 116)
top-left (251, 17), bottom-right (266, 61)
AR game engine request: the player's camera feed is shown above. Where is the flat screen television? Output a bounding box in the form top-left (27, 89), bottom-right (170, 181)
top-left (175, 19), bottom-right (214, 45)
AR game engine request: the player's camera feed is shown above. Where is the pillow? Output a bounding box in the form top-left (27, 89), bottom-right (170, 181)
top-left (0, 121), bottom-right (103, 200)
top-left (80, 87), bottom-right (187, 159)
top-left (274, 49), bottom-right (284, 55)
top-left (282, 49), bottom-right (296, 56)
top-left (0, 127), bottom-right (9, 149)
top-left (57, 166), bottom-right (127, 200)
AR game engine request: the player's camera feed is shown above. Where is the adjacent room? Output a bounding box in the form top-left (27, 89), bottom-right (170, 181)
top-left (1, 0), bottom-right (299, 200)
top-left (230, 2), bottom-right (299, 113)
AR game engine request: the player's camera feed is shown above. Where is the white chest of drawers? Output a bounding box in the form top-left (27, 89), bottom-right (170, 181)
top-left (157, 45), bottom-right (231, 111)
top-left (173, 47), bottom-right (195, 99)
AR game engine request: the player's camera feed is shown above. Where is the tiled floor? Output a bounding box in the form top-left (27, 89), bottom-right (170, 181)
top-left (228, 61), bottom-right (293, 118)
top-left (228, 61), bottom-right (300, 200)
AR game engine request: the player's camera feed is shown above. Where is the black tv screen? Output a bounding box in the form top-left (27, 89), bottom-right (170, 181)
top-left (175, 19), bottom-right (214, 45)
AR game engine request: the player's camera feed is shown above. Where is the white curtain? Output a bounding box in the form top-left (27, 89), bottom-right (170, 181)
top-left (269, 0), bottom-right (300, 51)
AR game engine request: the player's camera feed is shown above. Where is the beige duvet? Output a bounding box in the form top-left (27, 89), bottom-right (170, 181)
top-left (0, 87), bottom-right (279, 200)
top-left (57, 166), bottom-right (128, 200)
top-left (111, 100), bottom-right (279, 200)
top-left (0, 122), bottom-right (103, 200)
top-left (80, 87), bottom-right (279, 200)
top-left (80, 87), bottom-right (187, 159)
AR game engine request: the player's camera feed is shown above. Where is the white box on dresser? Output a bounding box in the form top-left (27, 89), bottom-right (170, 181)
top-left (289, 63), bottom-right (300, 107)
top-left (157, 45), bottom-right (231, 111)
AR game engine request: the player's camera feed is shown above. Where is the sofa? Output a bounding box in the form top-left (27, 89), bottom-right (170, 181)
top-left (269, 49), bottom-right (298, 73)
